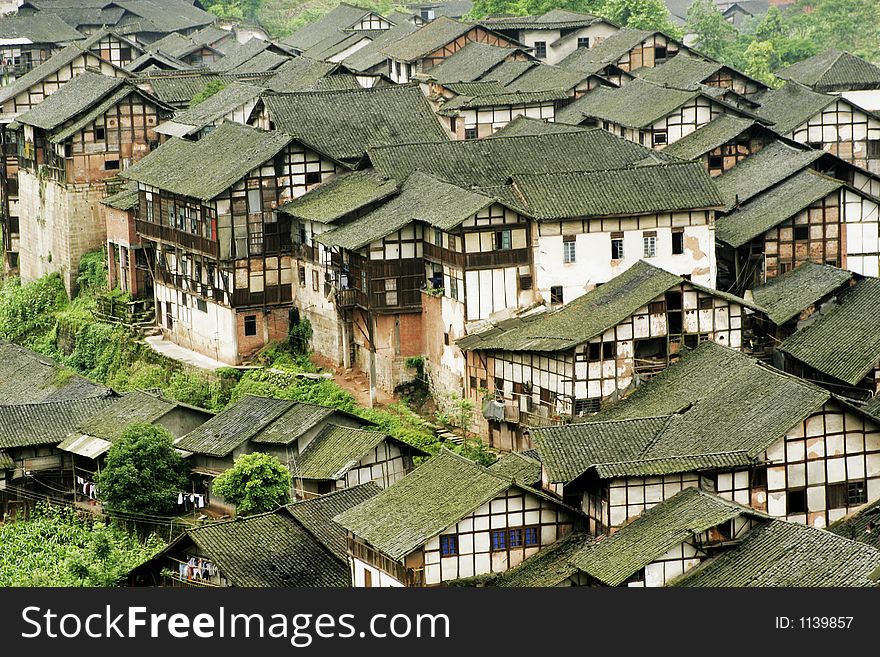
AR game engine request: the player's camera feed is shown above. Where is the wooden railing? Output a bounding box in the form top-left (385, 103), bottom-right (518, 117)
top-left (136, 219), bottom-right (220, 259)
top-left (231, 284), bottom-right (292, 307)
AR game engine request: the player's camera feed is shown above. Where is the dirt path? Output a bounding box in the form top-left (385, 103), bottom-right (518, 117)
top-left (310, 354), bottom-right (396, 408)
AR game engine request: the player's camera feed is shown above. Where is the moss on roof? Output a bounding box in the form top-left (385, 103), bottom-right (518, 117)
top-left (661, 114), bottom-right (761, 161)
top-left (715, 169), bottom-right (842, 248)
top-left (101, 184), bottom-right (140, 211)
top-left (318, 170), bottom-right (494, 250)
top-left (829, 498), bottom-right (880, 551)
top-left (634, 50), bottom-right (723, 87)
top-left (263, 85), bottom-right (448, 164)
top-left (334, 449), bottom-right (516, 560)
top-left (159, 82), bottom-right (261, 133)
top-left (486, 451), bottom-right (542, 485)
top-left (0, 397), bottom-right (117, 449)
top-left (777, 49), bottom-right (880, 93)
top-left (535, 342), bottom-right (832, 482)
top-left (672, 519), bottom-right (880, 587)
top-left (0, 13), bottom-right (84, 43)
top-left (778, 277), bottom-right (880, 386)
top-left (491, 531), bottom-right (592, 587)
top-left (282, 3), bottom-right (376, 51)
top-left (425, 41), bottom-right (523, 83)
top-left (293, 425), bottom-right (405, 480)
top-left (187, 510), bottom-right (350, 587)
top-left (440, 87), bottom-right (566, 112)
top-left (13, 70), bottom-right (125, 130)
top-left (342, 20), bottom-right (419, 72)
top-left (487, 115), bottom-right (591, 138)
top-left (557, 28), bottom-right (654, 73)
top-left (505, 63), bottom-right (593, 93)
top-left (134, 71), bottom-right (272, 106)
top-left (122, 122), bottom-right (292, 201)
top-left (76, 390), bottom-right (208, 442)
top-left (369, 129), bottom-right (668, 187)
top-left (572, 488), bottom-right (766, 586)
top-left (556, 79), bottom-right (701, 128)
top-left (756, 82), bottom-right (838, 134)
top-left (749, 261), bottom-right (854, 325)
top-left (265, 56), bottom-right (340, 93)
top-left (381, 16), bottom-right (477, 62)
top-left (277, 169), bottom-right (399, 224)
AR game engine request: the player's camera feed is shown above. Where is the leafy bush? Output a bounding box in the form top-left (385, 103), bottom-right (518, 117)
top-left (76, 249), bottom-right (108, 294)
top-left (97, 423), bottom-right (190, 516)
top-left (190, 80), bottom-right (226, 106)
top-left (212, 452), bottom-right (291, 515)
top-left (0, 274), bottom-right (67, 346)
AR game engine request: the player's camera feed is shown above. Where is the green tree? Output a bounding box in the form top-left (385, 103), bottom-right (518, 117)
top-left (212, 452), bottom-right (291, 515)
top-left (97, 423), bottom-right (190, 515)
top-left (598, 0), bottom-right (681, 34)
top-left (685, 0), bottom-right (737, 63)
top-left (743, 39), bottom-right (778, 86)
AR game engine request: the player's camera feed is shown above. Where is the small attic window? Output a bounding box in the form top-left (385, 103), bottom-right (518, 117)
top-left (95, 127), bottom-right (106, 141)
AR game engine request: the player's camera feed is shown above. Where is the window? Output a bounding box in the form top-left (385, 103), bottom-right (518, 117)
top-left (464, 127), bottom-right (478, 140)
top-left (672, 228), bottom-right (684, 255)
top-left (868, 139), bottom-right (880, 158)
top-left (698, 296), bottom-right (713, 310)
top-left (95, 127), bottom-right (106, 140)
top-left (588, 342), bottom-right (600, 360)
top-left (494, 376), bottom-right (504, 392)
top-left (787, 488), bottom-right (806, 515)
top-left (655, 45), bottom-right (667, 60)
top-left (104, 159), bottom-right (119, 170)
top-left (439, 534), bottom-right (458, 556)
top-left (550, 285), bottom-right (563, 304)
top-left (244, 315), bottom-right (257, 336)
top-left (524, 526), bottom-right (539, 546)
top-left (312, 270), bottom-right (319, 291)
top-left (119, 46), bottom-right (132, 61)
top-left (364, 569), bottom-right (373, 587)
top-left (508, 528), bottom-right (523, 548)
top-left (794, 225), bottom-right (809, 241)
top-left (494, 230), bottom-right (512, 250)
top-left (643, 234), bottom-right (657, 258)
top-left (828, 481), bottom-right (867, 508)
top-left (708, 154), bottom-right (724, 170)
top-left (305, 171), bottom-right (321, 185)
top-left (574, 398), bottom-right (600, 415)
top-left (434, 229), bottom-right (443, 247)
top-left (444, 332), bottom-right (450, 346)
top-left (491, 530), bottom-right (506, 551)
top-left (563, 235), bottom-right (576, 263)
top-left (196, 298), bottom-right (207, 313)
top-left (653, 131), bottom-right (667, 147)
top-left (577, 37), bottom-right (590, 48)
top-left (648, 300), bottom-right (665, 314)
top-left (602, 342), bottom-right (615, 359)
top-left (534, 41), bottom-right (547, 58)
top-left (298, 266), bottom-right (306, 286)
top-left (519, 272), bottom-right (532, 290)
top-left (611, 233), bottom-right (624, 259)
top-left (247, 188), bottom-right (261, 214)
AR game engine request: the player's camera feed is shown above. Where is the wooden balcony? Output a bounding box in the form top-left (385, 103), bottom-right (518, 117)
top-left (231, 284), bottom-right (292, 308)
top-left (136, 219), bottom-right (220, 259)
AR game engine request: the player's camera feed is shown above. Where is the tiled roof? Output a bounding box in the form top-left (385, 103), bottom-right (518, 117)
top-left (557, 28), bottom-right (654, 73)
top-left (660, 114), bottom-right (760, 161)
top-left (712, 141), bottom-right (825, 211)
top-left (829, 498), bottom-right (880, 551)
top-left (122, 122), bottom-right (292, 201)
top-left (634, 50), bottom-right (723, 86)
top-left (277, 169), bottom-right (399, 224)
top-left (334, 449), bottom-right (515, 560)
top-left (777, 49), bottom-right (880, 93)
top-left (755, 82), bottom-right (837, 134)
top-left (148, 32), bottom-right (201, 59)
top-left (282, 3), bottom-right (376, 51)
top-left (778, 277), bottom-right (880, 386)
top-left (571, 488), bottom-right (766, 586)
top-left (285, 483), bottom-right (382, 561)
top-left (342, 20), bottom-right (419, 72)
top-left (487, 115), bottom-right (590, 138)
top-left (265, 56), bottom-right (341, 93)
top-left (479, 8), bottom-right (602, 30)
top-left (134, 71), bottom-right (272, 106)
top-left (487, 451), bottom-right (542, 486)
top-left (317, 171), bottom-right (494, 250)
top-left (0, 13), bottom-right (84, 43)
top-left (535, 342), bottom-right (832, 482)
top-left (100, 184), bottom-right (140, 211)
top-left (556, 79), bottom-right (702, 128)
top-left (173, 395), bottom-right (294, 457)
top-left (440, 87), bottom-right (566, 111)
top-left (156, 82), bottom-right (261, 135)
top-left (250, 402), bottom-right (354, 445)
top-left (0, 340), bottom-right (112, 404)
top-left (76, 390), bottom-right (208, 442)
top-left (749, 261), bottom-right (854, 325)
top-left (209, 39), bottom-right (290, 74)
top-left (508, 161), bottom-right (722, 219)
top-left (369, 129), bottom-right (667, 187)
top-left (125, 50), bottom-right (190, 73)
top-left (381, 16), bottom-right (477, 63)
top-left (262, 85), bottom-right (449, 164)
top-left (292, 425), bottom-right (401, 480)
top-left (491, 531), bottom-right (591, 587)
top-left (425, 41), bottom-right (524, 83)
top-left (0, 397), bottom-right (116, 449)
top-left (505, 63), bottom-right (593, 93)
top-left (482, 59), bottom-right (535, 85)
top-left (672, 519), bottom-right (880, 587)
top-left (715, 169), bottom-right (842, 248)
top-left (187, 511), bottom-right (349, 587)
top-left (229, 49), bottom-right (290, 75)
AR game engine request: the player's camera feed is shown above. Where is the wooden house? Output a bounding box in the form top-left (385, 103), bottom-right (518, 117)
top-left (338, 19), bottom-right (420, 80)
top-left (144, 31), bottom-right (224, 69)
top-left (416, 41), bottom-right (535, 86)
top-left (636, 49), bottom-right (768, 99)
top-left (334, 449), bottom-right (583, 587)
top-left (264, 57), bottom-right (364, 94)
top-left (0, 13), bottom-right (84, 84)
top-left (776, 276), bottom-right (880, 398)
top-left (757, 81), bottom-right (880, 174)
top-left (102, 183), bottom-right (153, 298)
top-left (457, 261), bottom-right (758, 450)
top-left (171, 395), bottom-right (416, 508)
top-left (122, 121), bottom-right (343, 363)
top-left (81, 29), bottom-right (145, 69)
top-left (57, 389), bottom-right (212, 487)
top-left (281, 2), bottom-right (394, 55)
top-left (379, 16), bottom-right (520, 84)
top-left (557, 28), bottom-right (683, 76)
top-left (490, 489), bottom-right (880, 587)
top-left (131, 70), bottom-right (271, 110)
top-left (127, 484), bottom-right (381, 587)
top-left (479, 9), bottom-right (619, 65)
top-left (154, 82), bottom-right (263, 140)
top-left (0, 43), bottom-right (129, 274)
top-left (207, 38), bottom-right (297, 76)
top-left (534, 342), bottom-right (880, 533)
top-left (555, 78), bottom-right (759, 148)
top-left (777, 49), bottom-right (880, 111)
top-left (14, 71), bottom-right (171, 294)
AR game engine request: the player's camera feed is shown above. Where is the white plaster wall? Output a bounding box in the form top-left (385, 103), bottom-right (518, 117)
top-left (154, 281), bottom-right (239, 363)
top-left (351, 557), bottom-right (404, 587)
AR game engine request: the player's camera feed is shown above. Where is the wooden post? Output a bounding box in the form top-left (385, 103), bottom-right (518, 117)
top-left (367, 313), bottom-right (377, 408)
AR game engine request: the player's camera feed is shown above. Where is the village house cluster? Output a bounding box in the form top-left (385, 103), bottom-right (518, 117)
top-left (1, 0), bottom-right (880, 588)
